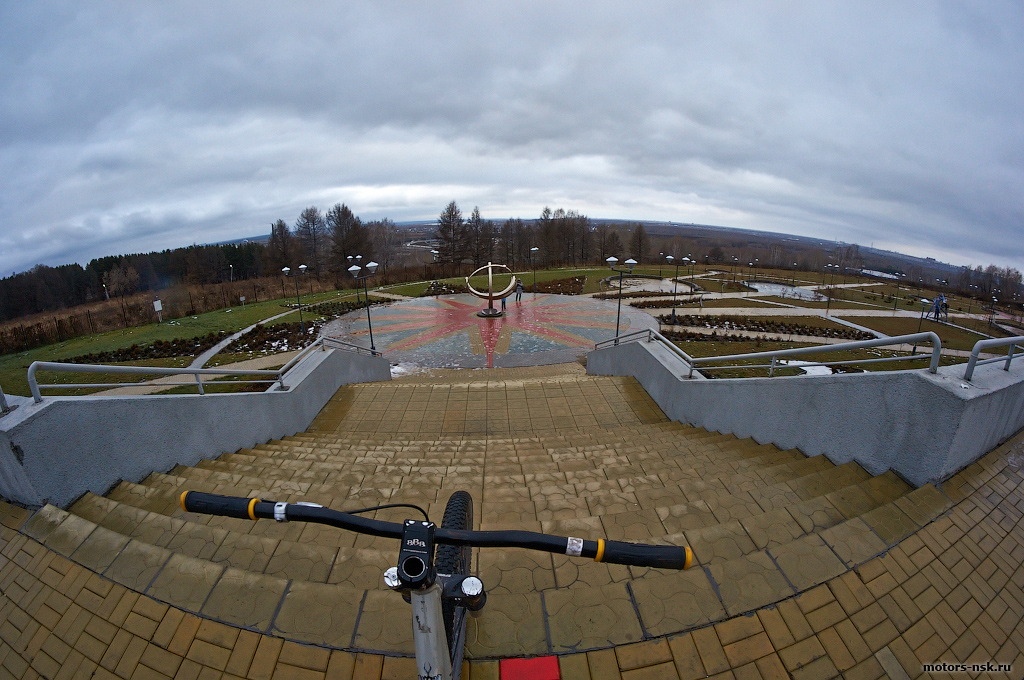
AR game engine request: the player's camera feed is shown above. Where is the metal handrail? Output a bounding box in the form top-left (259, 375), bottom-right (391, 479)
top-left (0, 383), bottom-right (9, 414)
top-left (26, 336), bottom-right (381, 403)
top-left (596, 330), bottom-right (943, 378)
top-left (963, 336), bottom-right (1024, 381)
top-left (321, 336), bottom-right (382, 357)
top-left (27, 362), bottom-right (286, 402)
top-left (596, 329), bottom-right (698, 369)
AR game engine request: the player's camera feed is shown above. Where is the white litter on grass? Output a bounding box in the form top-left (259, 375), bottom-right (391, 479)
top-left (778, 359), bottom-right (833, 376)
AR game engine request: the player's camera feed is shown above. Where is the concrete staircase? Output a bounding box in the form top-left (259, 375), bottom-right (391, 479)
top-left (18, 366), bottom-right (952, 658)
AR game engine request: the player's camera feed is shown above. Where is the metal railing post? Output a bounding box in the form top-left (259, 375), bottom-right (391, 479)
top-left (194, 374), bottom-right (205, 395)
top-left (0, 384), bottom-right (9, 413)
top-left (963, 336), bottom-right (1024, 381)
top-left (28, 363), bottom-right (42, 403)
top-left (769, 356), bottom-right (777, 378)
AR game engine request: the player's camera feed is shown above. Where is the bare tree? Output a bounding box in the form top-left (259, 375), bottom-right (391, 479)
top-left (267, 219), bottom-right (295, 272)
top-left (327, 203), bottom-right (372, 271)
top-left (628, 223), bottom-right (650, 264)
top-left (294, 206), bottom-right (327, 276)
top-left (466, 207), bottom-right (494, 266)
top-left (368, 218), bottom-right (399, 279)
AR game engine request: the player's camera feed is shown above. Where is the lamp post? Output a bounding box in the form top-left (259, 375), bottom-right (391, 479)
top-left (530, 247), bottom-right (539, 294)
top-left (430, 249), bottom-right (439, 280)
top-left (825, 264), bottom-right (838, 315)
top-left (282, 264), bottom-right (308, 335)
top-left (607, 256), bottom-right (637, 344)
top-left (346, 255), bottom-right (363, 302)
top-left (912, 298), bottom-right (930, 355)
top-left (792, 263), bottom-right (798, 286)
top-left (666, 254), bottom-right (681, 324)
top-left (348, 258), bottom-right (379, 351)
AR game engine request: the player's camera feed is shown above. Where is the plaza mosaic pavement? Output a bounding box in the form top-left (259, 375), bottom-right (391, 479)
top-left (325, 294), bottom-right (658, 368)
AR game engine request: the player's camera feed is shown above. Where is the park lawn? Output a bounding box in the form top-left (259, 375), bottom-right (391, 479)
top-left (158, 365), bottom-right (289, 395)
top-left (834, 315), bottom-right (1001, 353)
top-left (263, 292), bottom-right (363, 327)
top-left (755, 296), bottom-right (876, 310)
top-left (0, 290), bottom-right (361, 396)
top-left (661, 314), bottom-right (865, 334)
top-left (401, 267), bottom-right (617, 296)
top-left (382, 281), bottom-right (432, 297)
top-left (672, 338), bottom-right (961, 379)
top-left (657, 298), bottom-right (775, 309)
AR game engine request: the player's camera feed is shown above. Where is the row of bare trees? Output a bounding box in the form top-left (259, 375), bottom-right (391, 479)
top-left (265, 204), bottom-right (400, 280)
top-left (434, 202), bottom-right (654, 270)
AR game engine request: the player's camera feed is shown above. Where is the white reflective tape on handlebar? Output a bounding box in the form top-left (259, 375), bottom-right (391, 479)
top-left (274, 502), bottom-right (288, 522)
top-left (566, 537), bottom-right (583, 557)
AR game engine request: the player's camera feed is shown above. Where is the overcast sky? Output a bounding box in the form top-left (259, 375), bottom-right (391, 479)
top-left (1, 2), bottom-right (1022, 276)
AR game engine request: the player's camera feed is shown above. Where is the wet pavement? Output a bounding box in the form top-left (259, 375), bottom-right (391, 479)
top-left (323, 293), bottom-right (658, 368)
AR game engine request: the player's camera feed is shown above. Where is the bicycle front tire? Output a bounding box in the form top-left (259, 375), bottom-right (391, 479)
top-left (436, 490), bottom-right (473, 652)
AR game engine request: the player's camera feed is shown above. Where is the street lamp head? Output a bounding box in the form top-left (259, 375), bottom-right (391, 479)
top-left (366, 261), bottom-right (379, 274)
top-left (531, 247), bottom-right (539, 253)
top-left (282, 267), bottom-right (291, 275)
top-left (665, 255), bottom-right (674, 263)
top-left (298, 264), bottom-right (307, 274)
top-left (625, 258), bottom-right (637, 271)
top-left (606, 256), bottom-right (618, 266)
top-left (348, 265), bottom-right (361, 277)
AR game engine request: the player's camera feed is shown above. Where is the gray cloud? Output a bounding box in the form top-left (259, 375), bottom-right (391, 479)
top-left (2, 1), bottom-right (1022, 275)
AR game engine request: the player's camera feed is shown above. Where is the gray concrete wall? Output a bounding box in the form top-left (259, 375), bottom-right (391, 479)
top-left (588, 340), bottom-right (1024, 486)
top-left (0, 349), bottom-right (390, 508)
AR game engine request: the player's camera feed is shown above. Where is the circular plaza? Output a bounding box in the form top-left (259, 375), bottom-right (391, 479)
top-left (323, 293), bottom-right (658, 368)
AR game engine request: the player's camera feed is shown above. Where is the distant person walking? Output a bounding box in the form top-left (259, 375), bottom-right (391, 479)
top-left (932, 295), bottom-right (943, 322)
top-left (515, 279), bottom-right (524, 302)
top-left (501, 295), bottom-right (507, 311)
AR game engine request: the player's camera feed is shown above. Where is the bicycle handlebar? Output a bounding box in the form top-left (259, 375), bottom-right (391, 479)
top-left (181, 490), bottom-right (693, 570)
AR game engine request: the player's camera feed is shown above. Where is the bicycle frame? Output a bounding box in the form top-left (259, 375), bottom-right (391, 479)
top-left (409, 584), bottom-right (454, 680)
top-left (383, 519), bottom-right (481, 680)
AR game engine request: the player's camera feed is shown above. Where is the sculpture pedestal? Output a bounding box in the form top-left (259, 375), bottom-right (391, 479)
top-left (477, 307), bottom-right (503, 318)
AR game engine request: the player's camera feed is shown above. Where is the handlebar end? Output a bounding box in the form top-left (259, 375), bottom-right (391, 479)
top-left (597, 539), bottom-right (694, 570)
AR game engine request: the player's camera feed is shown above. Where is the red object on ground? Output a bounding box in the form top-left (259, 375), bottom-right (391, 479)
top-left (500, 656), bottom-right (561, 680)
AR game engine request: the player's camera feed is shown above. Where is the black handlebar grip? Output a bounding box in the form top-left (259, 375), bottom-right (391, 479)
top-left (598, 540), bottom-right (693, 570)
top-left (180, 491), bottom-right (260, 520)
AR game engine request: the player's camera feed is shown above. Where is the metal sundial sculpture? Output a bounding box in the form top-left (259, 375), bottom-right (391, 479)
top-left (466, 262), bottom-right (518, 317)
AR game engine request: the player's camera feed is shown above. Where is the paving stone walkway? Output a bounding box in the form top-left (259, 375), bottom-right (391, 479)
top-left (2, 363), bottom-right (1023, 679)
